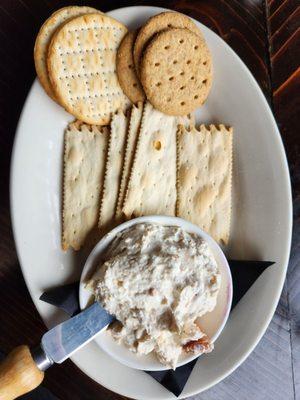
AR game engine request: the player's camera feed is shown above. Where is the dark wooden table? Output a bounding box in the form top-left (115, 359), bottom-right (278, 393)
top-left (0, 1), bottom-right (299, 399)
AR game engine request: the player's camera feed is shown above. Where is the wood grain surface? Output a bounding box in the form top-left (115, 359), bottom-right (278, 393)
top-left (0, 1), bottom-right (299, 399)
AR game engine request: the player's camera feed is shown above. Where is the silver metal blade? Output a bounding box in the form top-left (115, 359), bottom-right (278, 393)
top-left (41, 302), bottom-right (114, 364)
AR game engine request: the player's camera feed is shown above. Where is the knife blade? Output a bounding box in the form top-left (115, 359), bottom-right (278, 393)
top-left (33, 302), bottom-right (115, 369)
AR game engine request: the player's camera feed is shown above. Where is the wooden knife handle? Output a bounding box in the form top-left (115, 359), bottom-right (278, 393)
top-left (0, 345), bottom-right (44, 400)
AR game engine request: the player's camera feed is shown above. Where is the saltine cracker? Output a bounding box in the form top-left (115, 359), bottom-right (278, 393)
top-left (99, 110), bottom-right (128, 231)
top-left (63, 122), bottom-right (108, 250)
top-left (122, 102), bottom-right (177, 218)
top-left (116, 102), bottom-right (143, 220)
top-left (176, 124), bottom-right (233, 245)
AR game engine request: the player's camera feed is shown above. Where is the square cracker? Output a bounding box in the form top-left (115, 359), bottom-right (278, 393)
top-left (177, 124), bottom-right (233, 245)
top-left (99, 110), bottom-right (128, 231)
top-left (119, 107), bottom-right (193, 219)
top-left (115, 102), bottom-right (143, 220)
top-left (122, 102), bottom-right (178, 218)
top-left (63, 122), bottom-right (108, 250)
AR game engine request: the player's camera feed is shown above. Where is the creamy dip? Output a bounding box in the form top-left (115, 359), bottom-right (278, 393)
top-left (89, 223), bottom-right (221, 369)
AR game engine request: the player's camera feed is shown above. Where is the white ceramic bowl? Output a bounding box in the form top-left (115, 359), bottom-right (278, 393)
top-left (79, 215), bottom-right (232, 371)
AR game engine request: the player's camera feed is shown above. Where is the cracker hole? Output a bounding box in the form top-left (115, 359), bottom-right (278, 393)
top-left (156, 82), bottom-right (161, 87)
top-left (203, 79), bottom-right (207, 84)
top-left (167, 97), bottom-right (171, 102)
top-left (154, 62), bottom-right (160, 66)
top-left (194, 45), bottom-right (199, 50)
top-left (180, 101), bottom-right (185, 106)
top-left (153, 140), bottom-right (162, 150)
top-left (173, 60), bottom-right (178, 64)
top-left (180, 71), bottom-right (184, 76)
top-left (167, 24), bottom-right (172, 28)
top-left (169, 76), bottom-right (174, 81)
top-left (203, 61), bottom-right (207, 66)
top-left (180, 86), bottom-right (185, 90)
top-left (164, 45), bottom-right (170, 50)
top-left (179, 39), bottom-right (184, 44)
top-left (133, 83), bottom-right (137, 87)
top-left (190, 76), bottom-right (195, 80)
top-left (186, 60), bottom-right (191, 65)
top-left (194, 95), bottom-right (199, 99)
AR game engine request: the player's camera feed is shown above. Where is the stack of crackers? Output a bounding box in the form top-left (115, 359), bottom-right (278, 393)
top-left (34, 7), bottom-right (233, 252)
top-left (62, 102), bottom-right (232, 250)
top-left (35, 8), bottom-right (212, 123)
top-left (117, 12), bottom-right (212, 116)
top-left (34, 6), bottom-right (130, 125)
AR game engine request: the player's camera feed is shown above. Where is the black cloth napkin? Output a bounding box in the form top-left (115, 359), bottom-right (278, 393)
top-left (40, 260), bottom-right (274, 397)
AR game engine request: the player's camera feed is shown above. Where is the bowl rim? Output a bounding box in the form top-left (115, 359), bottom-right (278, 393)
top-left (79, 215), bottom-right (233, 371)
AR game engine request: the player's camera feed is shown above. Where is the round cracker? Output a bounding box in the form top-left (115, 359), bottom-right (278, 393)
top-left (116, 30), bottom-right (146, 104)
top-left (47, 13), bottom-right (130, 125)
top-left (34, 6), bottom-right (101, 101)
top-left (140, 28), bottom-right (212, 116)
top-left (133, 11), bottom-right (202, 76)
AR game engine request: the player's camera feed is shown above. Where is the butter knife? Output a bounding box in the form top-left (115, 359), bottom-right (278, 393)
top-left (0, 302), bottom-right (114, 400)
